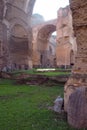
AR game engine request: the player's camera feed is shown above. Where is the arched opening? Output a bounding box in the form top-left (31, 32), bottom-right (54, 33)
top-left (70, 50), bottom-right (74, 67)
top-left (48, 31), bottom-right (57, 67)
top-left (9, 24), bottom-right (29, 70)
top-left (37, 24), bottom-right (56, 68)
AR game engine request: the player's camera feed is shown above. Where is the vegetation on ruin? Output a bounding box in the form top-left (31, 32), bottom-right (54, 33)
top-left (0, 78), bottom-right (84, 130)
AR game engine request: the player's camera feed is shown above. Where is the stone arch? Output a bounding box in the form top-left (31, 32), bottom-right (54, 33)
top-left (37, 24), bottom-right (56, 67)
top-left (37, 24), bottom-right (56, 52)
top-left (9, 24), bottom-right (30, 70)
top-left (7, 0), bottom-right (36, 14)
top-left (25, 0), bottom-right (36, 14)
top-left (0, 0), bottom-right (36, 71)
top-left (9, 18), bottom-right (33, 52)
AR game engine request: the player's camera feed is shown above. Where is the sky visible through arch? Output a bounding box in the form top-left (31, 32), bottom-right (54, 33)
top-left (33, 0), bottom-right (69, 21)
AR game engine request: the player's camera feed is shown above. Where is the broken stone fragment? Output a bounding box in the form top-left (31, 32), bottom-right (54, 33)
top-left (67, 87), bottom-right (87, 129)
top-left (53, 96), bottom-right (64, 113)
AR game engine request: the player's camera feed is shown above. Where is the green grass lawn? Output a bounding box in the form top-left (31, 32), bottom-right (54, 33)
top-left (11, 69), bottom-right (71, 77)
top-left (37, 71), bottom-right (70, 76)
top-left (0, 79), bottom-right (83, 130)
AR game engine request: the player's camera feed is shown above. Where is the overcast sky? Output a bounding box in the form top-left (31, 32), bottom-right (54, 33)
top-left (33, 0), bottom-right (69, 21)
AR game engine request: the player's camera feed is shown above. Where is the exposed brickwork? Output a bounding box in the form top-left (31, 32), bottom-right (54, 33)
top-left (0, 0), bottom-right (36, 70)
top-left (32, 19), bottom-right (57, 67)
top-left (56, 6), bottom-right (77, 67)
top-left (64, 0), bottom-right (87, 114)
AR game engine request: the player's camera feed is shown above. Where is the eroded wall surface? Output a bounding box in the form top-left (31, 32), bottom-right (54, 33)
top-left (64, 0), bottom-right (87, 112)
top-left (64, 0), bottom-right (87, 128)
top-left (0, 0), bottom-right (36, 70)
top-left (56, 6), bottom-right (77, 67)
top-left (32, 19), bottom-right (57, 67)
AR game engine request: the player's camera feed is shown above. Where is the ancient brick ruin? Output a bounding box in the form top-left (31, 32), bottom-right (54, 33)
top-left (64, 0), bottom-right (87, 128)
top-left (0, 1), bottom-right (77, 71)
top-left (0, 0), bottom-right (36, 71)
top-left (32, 6), bottom-right (77, 68)
top-left (64, 0), bottom-right (87, 110)
top-left (56, 6), bottom-right (77, 68)
top-left (0, 0), bottom-right (87, 128)
top-left (32, 19), bottom-right (57, 68)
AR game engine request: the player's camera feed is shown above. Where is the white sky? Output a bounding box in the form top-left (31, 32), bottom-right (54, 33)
top-left (33, 0), bottom-right (69, 21)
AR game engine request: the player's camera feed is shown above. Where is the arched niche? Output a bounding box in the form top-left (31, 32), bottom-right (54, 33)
top-left (11, 24), bottom-right (28, 38)
top-left (9, 24), bottom-right (30, 70)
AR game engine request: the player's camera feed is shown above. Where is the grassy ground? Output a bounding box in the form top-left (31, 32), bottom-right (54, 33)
top-left (37, 71), bottom-right (70, 76)
top-left (11, 68), bottom-right (71, 77)
top-left (0, 79), bottom-right (84, 130)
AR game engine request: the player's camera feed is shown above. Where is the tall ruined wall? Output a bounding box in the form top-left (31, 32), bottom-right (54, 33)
top-left (56, 6), bottom-right (77, 67)
top-left (64, 0), bottom-right (87, 128)
top-left (0, 0), bottom-right (36, 70)
top-left (70, 0), bottom-right (87, 74)
top-left (64, 0), bottom-right (87, 113)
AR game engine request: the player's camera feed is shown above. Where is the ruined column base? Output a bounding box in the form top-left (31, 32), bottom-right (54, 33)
top-left (64, 73), bottom-right (87, 112)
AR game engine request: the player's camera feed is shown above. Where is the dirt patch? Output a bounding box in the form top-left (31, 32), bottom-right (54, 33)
top-left (0, 72), bottom-right (13, 79)
top-left (15, 74), bottom-right (69, 86)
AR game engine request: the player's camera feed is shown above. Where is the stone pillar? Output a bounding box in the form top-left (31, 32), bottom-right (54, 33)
top-left (64, 0), bottom-right (87, 111)
top-left (56, 6), bottom-right (76, 68)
